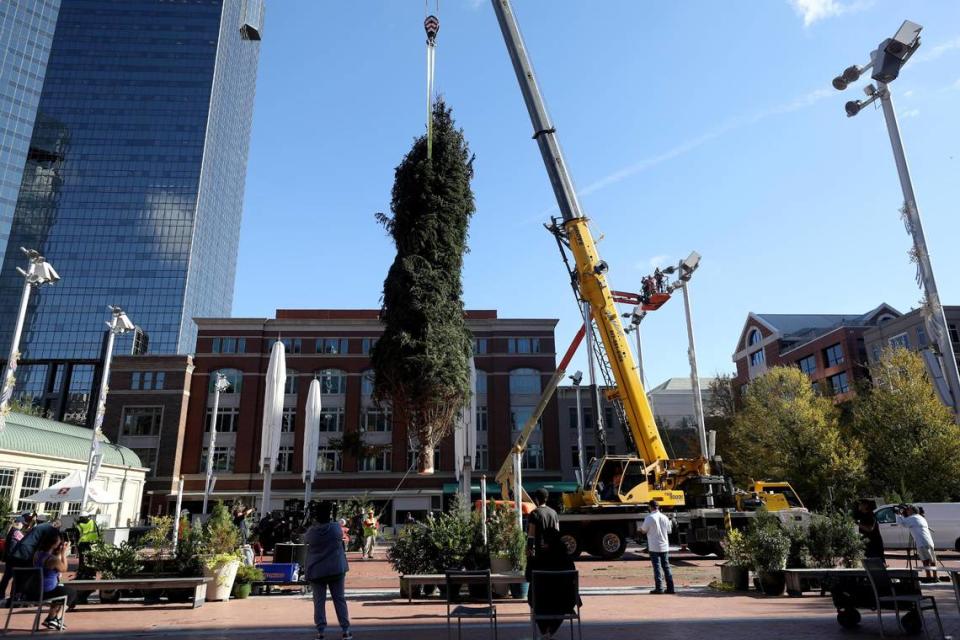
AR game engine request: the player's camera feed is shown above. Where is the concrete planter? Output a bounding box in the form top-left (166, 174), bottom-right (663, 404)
top-left (203, 559), bottom-right (240, 602)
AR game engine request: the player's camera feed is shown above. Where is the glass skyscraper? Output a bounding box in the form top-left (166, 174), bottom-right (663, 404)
top-left (0, 0), bottom-right (62, 263)
top-left (0, 0), bottom-right (264, 424)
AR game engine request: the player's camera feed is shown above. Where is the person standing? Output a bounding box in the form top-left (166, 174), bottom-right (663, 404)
top-left (232, 504), bottom-right (254, 543)
top-left (897, 504), bottom-right (937, 580)
top-left (75, 513), bottom-right (100, 574)
top-left (0, 517), bottom-right (26, 602)
top-left (854, 500), bottom-right (885, 561)
top-left (640, 500), bottom-right (675, 594)
top-left (305, 502), bottom-right (351, 640)
top-left (528, 488), bottom-right (559, 556)
top-left (361, 510), bottom-right (378, 560)
top-left (337, 519), bottom-right (350, 551)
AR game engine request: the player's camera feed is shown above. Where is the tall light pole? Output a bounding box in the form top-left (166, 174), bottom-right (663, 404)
top-left (569, 370), bottom-right (585, 482)
top-left (0, 248), bottom-right (59, 432)
top-left (833, 20), bottom-right (960, 417)
top-left (582, 301), bottom-right (607, 453)
top-left (202, 372), bottom-right (230, 515)
top-left (664, 252), bottom-right (707, 458)
top-left (623, 310), bottom-right (648, 389)
top-left (81, 305), bottom-right (135, 510)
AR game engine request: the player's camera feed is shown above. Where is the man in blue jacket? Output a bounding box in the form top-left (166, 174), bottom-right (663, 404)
top-left (305, 502), bottom-right (351, 640)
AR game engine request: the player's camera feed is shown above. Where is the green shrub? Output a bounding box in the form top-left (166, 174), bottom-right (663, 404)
top-left (175, 521), bottom-right (205, 577)
top-left (743, 510), bottom-right (790, 573)
top-left (86, 542), bottom-right (143, 579)
top-left (234, 564), bottom-right (264, 585)
top-left (205, 502), bottom-right (239, 555)
top-left (721, 529), bottom-right (750, 568)
top-left (805, 512), bottom-right (864, 568)
top-left (387, 523), bottom-right (433, 575)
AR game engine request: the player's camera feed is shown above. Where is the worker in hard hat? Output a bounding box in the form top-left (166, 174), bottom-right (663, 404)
top-left (75, 513), bottom-right (101, 572)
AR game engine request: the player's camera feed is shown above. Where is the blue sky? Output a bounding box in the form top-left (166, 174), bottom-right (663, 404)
top-left (236, 0), bottom-right (960, 387)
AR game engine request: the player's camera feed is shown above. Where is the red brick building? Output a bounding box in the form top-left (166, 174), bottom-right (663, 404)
top-left (107, 309), bottom-right (562, 523)
top-left (731, 304), bottom-right (900, 400)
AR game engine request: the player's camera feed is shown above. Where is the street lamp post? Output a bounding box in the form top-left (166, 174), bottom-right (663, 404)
top-left (833, 20), bottom-right (960, 417)
top-left (203, 372), bottom-right (230, 515)
top-left (81, 306), bottom-right (135, 510)
top-left (0, 248), bottom-right (59, 432)
top-left (569, 370), bottom-right (585, 482)
top-left (664, 252), bottom-right (707, 458)
top-left (582, 301), bottom-right (607, 453)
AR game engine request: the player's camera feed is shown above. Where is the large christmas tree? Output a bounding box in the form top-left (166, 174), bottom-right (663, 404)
top-left (372, 100), bottom-right (474, 474)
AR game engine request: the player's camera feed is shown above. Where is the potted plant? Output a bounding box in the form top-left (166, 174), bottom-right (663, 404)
top-left (805, 513), bottom-right (864, 569)
top-left (202, 503), bottom-right (241, 601)
top-left (387, 522), bottom-right (432, 599)
top-left (232, 565), bottom-right (264, 599)
top-left (506, 523), bottom-right (528, 599)
top-left (485, 503), bottom-right (515, 596)
top-left (719, 529), bottom-right (750, 591)
top-left (85, 541), bottom-right (143, 603)
top-left (745, 523), bottom-right (790, 596)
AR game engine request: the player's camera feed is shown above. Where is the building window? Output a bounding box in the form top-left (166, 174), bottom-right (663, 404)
top-left (269, 338), bottom-right (302, 354)
top-left (206, 407), bottom-right (239, 433)
top-left (511, 406), bottom-right (541, 431)
top-left (508, 338), bottom-right (541, 354)
top-left (476, 406), bottom-right (488, 431)
top-left (824, 343), bottom-right (845, 368)
top-left (277, 446), bottom-right (294, 472)
top-left (604, 407), bottom-right (615, 430)
top-left (797, 355), bottom-right (816, 376)
top-left (0, 469), bottom-right (15, 501)
top-left (131, 448), bottom-right (159, 477)
top-left (284, 371), bottom-right (299, 395)
top-left (522, 444), bottom-right (544, 470)
top-left (318, 369), bottom-right (347, 394)
top-left (509, 368), bottom-right (541, 395)
top-left (917, 326), bottom-right (928, 348)
top-left (888, 333), bottom-right (910, 350)
top-left (407, 446), bottom-right (441, 470)
top-left (212, 337), bottom-right (246, 354)
top-left (43, 473), bottom-right (69, 515)
top-left (17, 471), bottom-right (44, 512)
top-left (317, 449), bottom-right (342, 472)
top-left (319, 408), bottom-right (345, 432)
top-left (569, 406), bottom-right (596, 430)
top-left (571, 445), bottom-right (597, 469)
top-left (121, 406), bottom-right (163, 436)
top-left (476, 370), bottom-right (487, 394)
top-left (749, 349), bottom-right (765, 367)
top-left (475, 444), bottom-right (488, 471)
top-left (362, 407), bottom-right (392, 432)
top-left (951, 324), bottom-right (960, 344)
top-left (360, 448), bottom-right (392, 472)
top-left (131, 371), bottom-right (165, 391)
top-left (209, 369), bottom-right (242, 393)
top-left (748, 328), bottom-right (762, 347)
top-left (316, 338), bottom-right (349, 355)
top-left (829, 372), bottom-right (850, 395)
top-left (281, 408), bottom-right (296, 432)
top-left (201, 446), bottom-right (236, 472)
top-left (361, 338), bottom-right (378, 355)
top-left (474, 338), bottom-right (488, 355)
top-left (361, 370), bottom-right (375, 395)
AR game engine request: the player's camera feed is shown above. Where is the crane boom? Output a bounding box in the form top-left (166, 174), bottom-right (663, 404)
top-left (491, 0), bottom-right (668, 465)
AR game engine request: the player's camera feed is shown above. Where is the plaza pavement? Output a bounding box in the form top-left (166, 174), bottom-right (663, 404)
top-left (6, 550), bottom-right (959, 638)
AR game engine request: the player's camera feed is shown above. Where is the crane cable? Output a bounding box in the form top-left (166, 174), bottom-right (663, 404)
top-left (424, 1), bottom-right (440, 159)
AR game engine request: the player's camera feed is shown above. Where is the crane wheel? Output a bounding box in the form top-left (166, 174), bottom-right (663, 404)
top-left (560, 533), bottom-right (583, 559)
top-left (593, 530), bottom-right (627, 560)
top-left (836, 608), bottom-right (860, 628)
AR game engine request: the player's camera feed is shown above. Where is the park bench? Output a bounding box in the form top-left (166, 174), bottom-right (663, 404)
top-left (400, 573), bottom-right (525, 603)
top-left (252, 580), bottom-right (308, 595)
top-left (68, 577), bottom-right (207, 608)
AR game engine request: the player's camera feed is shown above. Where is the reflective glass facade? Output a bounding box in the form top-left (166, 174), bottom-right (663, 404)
top-left (0, 0), bottom-right (61, 262)
top-left (0, 0), bottom-right (263, 422)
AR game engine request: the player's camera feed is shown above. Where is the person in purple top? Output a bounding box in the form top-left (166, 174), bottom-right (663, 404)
top-left (32, 528), bottom-right (76, 630)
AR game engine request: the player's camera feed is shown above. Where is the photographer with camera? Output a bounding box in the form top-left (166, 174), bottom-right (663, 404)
top-left (896, 504), bottom-right (938, 581)
top-left (304, 501), bottom-right (351, 640)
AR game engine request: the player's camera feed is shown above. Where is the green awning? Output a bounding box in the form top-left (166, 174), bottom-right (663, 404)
top-left (442, 481), bottom-right (579, 495)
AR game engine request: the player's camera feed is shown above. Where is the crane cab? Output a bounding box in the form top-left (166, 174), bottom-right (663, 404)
top-left (736, 482), bottom-right (805, 512)
top-left (563, 455), bottom-right (685, 509)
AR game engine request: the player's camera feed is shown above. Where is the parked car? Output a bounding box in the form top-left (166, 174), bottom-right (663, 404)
top-left (875, 503), bottom-right (960, 550)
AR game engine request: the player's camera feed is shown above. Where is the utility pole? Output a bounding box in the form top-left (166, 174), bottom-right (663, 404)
top-left (570, 371), bottom-right (585, 482)
top-left (203, 372), bottom-right (230, 515)
top-left (582, 302), bottom-right (607, 453)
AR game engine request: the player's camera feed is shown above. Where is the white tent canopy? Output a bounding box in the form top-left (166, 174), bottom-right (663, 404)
top-left (21, 469), bottom-right (118, 505)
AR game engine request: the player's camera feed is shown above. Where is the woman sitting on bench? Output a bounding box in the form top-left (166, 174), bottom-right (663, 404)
top-left (33, 527), bottom-right (76, 630)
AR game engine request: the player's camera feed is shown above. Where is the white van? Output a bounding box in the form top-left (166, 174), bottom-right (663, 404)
top-left (875, 503), bottom-right (960, 551)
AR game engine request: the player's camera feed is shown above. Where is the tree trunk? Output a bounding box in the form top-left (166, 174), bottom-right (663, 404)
top-left (417, 445), bottom-right (435, 475)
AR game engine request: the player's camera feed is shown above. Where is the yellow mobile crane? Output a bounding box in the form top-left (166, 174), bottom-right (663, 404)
top-left (491, 0), bottom-right (807, 558)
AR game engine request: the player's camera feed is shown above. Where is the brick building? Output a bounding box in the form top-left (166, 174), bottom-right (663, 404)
top-left (108, 309), bottom-right (562, 523)
top-left (732, 304), bottom-right (900, 400)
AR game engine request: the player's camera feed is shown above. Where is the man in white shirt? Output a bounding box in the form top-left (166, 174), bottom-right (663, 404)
top-left (896, 505), bottom-right (937, 580)
top-left (639, 500), bottom-right (674, 594)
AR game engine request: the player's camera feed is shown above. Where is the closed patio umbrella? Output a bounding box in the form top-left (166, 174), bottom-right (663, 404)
top-left (260, 340), bottom-right (286, 513)
top-left (303, 378), bottom-right (322, 506)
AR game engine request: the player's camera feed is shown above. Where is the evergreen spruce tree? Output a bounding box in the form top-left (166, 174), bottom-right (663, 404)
top-left (372, 100), bottom-right (474, 473)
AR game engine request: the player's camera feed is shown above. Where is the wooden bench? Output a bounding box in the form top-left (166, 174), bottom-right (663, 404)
top-left (68, 577), bottom-right (207, 608)
top-left (252, 580), bottom-right (309, 595)
top-left (784, 567), bottom-right (920, 598)
top-left (400, 573), bottom-right (526, 603)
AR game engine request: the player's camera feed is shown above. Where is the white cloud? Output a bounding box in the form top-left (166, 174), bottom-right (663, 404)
top-left (466, 0), bottom-right (484, 9)
top-left (900, 109), bottom-right (920, 119)
top-left (916, 37), bottom-right (960, 63)
top-left (789, 0), bottom-right (845, 26)
top-left (903, 90), bottom-right (915, 98)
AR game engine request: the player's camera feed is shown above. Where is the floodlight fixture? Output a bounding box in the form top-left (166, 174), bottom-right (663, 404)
top-left (569, 371), bottom-right (583, 386)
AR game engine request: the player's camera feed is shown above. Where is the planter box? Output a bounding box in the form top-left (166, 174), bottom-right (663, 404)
top-left (203, 560), bottom-right (240, 602)
top-left (720, 563), bottom-right (750, 591)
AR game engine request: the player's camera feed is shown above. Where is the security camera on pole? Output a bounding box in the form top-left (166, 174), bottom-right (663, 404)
top-left (81, 305), bottom-right (136, 511)
top-left (0, 248), bottom-right (59, 433)
top-left (832, 20), bottom-right (960, 417)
